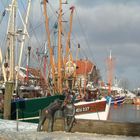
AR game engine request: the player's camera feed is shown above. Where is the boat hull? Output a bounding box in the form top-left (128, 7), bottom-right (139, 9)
top-left (111, 96), bottom-right (125, 105)
top-left (11, 96), bottom-right (111, 122)
top-left (11, 95), bottom-right (65, 123)
top-left (74, 98), bottom-right (111, 120)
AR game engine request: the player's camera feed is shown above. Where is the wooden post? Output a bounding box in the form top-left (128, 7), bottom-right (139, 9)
top-left (4, 0), bottom-right (16, 120)
top-left (3, 81), bottom-right (14, 119)
top-left (16, 108), bottom-right (19, 131)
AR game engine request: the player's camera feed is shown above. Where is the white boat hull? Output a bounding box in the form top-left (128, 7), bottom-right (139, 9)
top-left (74, 98), bottom-right (111, 120)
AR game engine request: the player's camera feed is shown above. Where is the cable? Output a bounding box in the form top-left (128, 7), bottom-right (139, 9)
top-left (20, 0), bottom-right (42, 50)
top-left (75, 8), bottom-right (95, 61)
top-left (0, 10), bottom-right (6, 24)
top-left (20, 0), bottom-right (45, 69)
top-left (0, 0), bottom-right (9, 25)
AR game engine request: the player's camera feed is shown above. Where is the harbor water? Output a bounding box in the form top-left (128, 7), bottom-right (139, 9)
top-left (108, 104), bottom-right (140, 123)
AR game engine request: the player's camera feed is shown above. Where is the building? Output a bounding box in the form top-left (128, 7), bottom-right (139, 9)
top-left (75, 59), bottom-right (100, 88)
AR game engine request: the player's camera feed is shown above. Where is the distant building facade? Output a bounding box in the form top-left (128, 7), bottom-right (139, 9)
top-left (75, 59), bottom-right (101, 88)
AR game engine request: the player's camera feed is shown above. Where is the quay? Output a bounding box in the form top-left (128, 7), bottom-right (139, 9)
top-left (43, 118), bottom-right (140, 136)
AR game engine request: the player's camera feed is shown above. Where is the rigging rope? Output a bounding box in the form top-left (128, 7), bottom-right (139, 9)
top-left (20, 0), bottom-right (42, 50)
top-left (20, 0), bottom-right (44, 68)
top-left (0, 0), bottom-right (9, 24)
top-left (0, 0), bottom-right (9, 25)
top-left (0, 0), bottom-right (10, 66)
top-left (49, 1), bottom-right (76, 63)
top-left (0, 0), bottom-right (17, 66)
top-left (75, 8), bottom-right (95, 61)
top-left (0, 10), bottom-right (6, 24)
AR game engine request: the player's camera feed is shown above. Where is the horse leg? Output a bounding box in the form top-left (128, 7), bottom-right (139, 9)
top-left (37, 115), bottom-right (46, 131)
top-left (48, 113), bottom-right (54, 132)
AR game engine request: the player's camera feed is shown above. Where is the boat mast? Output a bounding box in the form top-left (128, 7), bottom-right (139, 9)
top-left (65, 6), bottom-right (76, 90)
top-left (4, 0), bottom-right (17, 119)
top-left (43, 0), bottom-right (56, 92)
top-left (65, 6), bottom-right (75, 63)
top-left (57, 0), bottom-right (63, 93)
top-left (15, 0), bottom-right (31, 90)
top-left (9, 0), bottom-right (17, 81)
top-left (107, 50), bottom-right (114, 95)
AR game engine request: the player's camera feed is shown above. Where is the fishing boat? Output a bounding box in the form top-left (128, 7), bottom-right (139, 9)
top-left (110, 95), bottom-right (125, 105)
top-left (0, 0), bottom-right (111, 122)
top-left (101, 51), bottom-right (126, 106)
top-left (100, 85), bottom-right (126, 105)
top-left (75, 97), bottom-right (111, 120)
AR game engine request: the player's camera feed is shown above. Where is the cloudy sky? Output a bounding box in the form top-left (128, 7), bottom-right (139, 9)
top-left (0, 0), bottom-right (140, 89)
top-left (71, 0), bottom-right (140, 89)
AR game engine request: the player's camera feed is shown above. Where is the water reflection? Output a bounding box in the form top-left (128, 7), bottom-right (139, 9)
top-left (135, 105), bottom-right (140, 111)
top-left (108, 104), bottom-right (140, 122)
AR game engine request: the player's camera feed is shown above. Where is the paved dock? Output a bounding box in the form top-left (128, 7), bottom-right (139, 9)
top-left (43, 118), bottom-right (140, 136)
top-left (0, 119), bottom-right (140, 140)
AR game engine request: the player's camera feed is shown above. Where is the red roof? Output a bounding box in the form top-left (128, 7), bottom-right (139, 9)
top-left (76, 59), bottom-right (95, 75)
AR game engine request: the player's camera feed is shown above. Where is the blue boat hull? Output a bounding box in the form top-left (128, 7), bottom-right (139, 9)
top-left (111, 96), bottom-right (125, 105)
